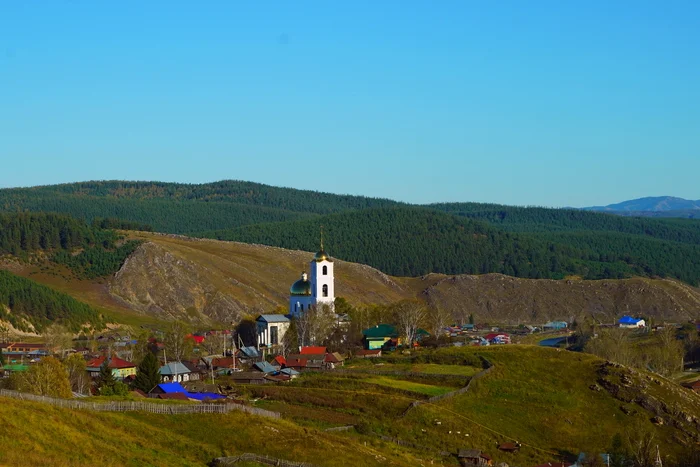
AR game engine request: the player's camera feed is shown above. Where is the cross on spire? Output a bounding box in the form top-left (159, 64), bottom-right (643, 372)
top-left (320, 225), bottom-right (324, 251)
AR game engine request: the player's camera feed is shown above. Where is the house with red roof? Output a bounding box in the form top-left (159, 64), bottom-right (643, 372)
top-left (187, 334), bottom-right (205, 345)
top-left (324, 352), bottom-right (345, 369)
top-left (86, 355), bottom-right (137, 380)
top-left (284, 357), bottom-right (308, 371)
top-left (300, 346), bottom-right (327, 355)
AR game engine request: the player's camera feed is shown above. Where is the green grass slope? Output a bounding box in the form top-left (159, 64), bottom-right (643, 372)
top-left (0, 397), bottom-right (425, 467)
top-left (245, 346), bottom-right (700, 466)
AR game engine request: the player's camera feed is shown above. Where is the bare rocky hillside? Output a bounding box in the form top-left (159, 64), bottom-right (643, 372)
top-left (107, 232), bottom-right (700, 325)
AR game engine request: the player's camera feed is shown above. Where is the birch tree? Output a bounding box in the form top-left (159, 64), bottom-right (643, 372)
top-left (163, 320), bottom-right (193, 362)
top-left (393, 301), bottom-right (427, 349)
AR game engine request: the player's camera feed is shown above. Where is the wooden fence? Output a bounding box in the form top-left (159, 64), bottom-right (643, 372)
top-left (401, 357), bottom-right (494, 416)
top-left (211, 453), bottom-right (316, 467)
top-left (0, 389), bottom-right (280, 418)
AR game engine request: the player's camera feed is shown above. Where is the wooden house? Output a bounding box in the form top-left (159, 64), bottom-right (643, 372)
top-left (458, 449), bottom-right (493, 467)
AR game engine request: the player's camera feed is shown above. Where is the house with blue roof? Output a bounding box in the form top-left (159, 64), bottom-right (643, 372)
top-left (253, 361), bottom-right (278, 374)
top-left (149, 382), bottom-right (225, 401)
top-left (543, 321), bottom-right (568, 331)
top-left (618, 316), bottom-right (646, 328)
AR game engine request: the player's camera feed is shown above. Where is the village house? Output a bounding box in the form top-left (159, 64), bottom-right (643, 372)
top-left (148, 382), bottom-right (225, 401)
top-left (362, 324), bottom-right (399, 350)
top-left (484, 333), bottom-right (511, 345)
top-left (0, 342), bottom-right (48, 364)
top-left (86, 355), bottom-right (136, 380)
top-left (498, 442), bottom-right (521, 453)
top-left (159, 361), bottom-right (200, 383)
top-left (543, 321), bottom-right (568, 331)
top-left (618, 316), bottom-right (645, 328)
top-left (253, 361), bottom-right (278, 374)
top-left (458, 449), bottom-right (493, 467)
top-left (324, 352), bottom-right (345, 369)
top-left (229, 372), bottom-right (268, 384)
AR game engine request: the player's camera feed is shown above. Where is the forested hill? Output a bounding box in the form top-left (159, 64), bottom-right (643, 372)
top-left (0, 270), bottom-right (103, 332)
top-left (2, 181), bottom-right (700, 285)
top-left (0, 180), bottom-right (399, 231)
top-left (197, 207), bottom-right (700, 285)
top-left (429, 203), bottom-right (700, 243)
top-left (0, 213), bottom-right (141, 279)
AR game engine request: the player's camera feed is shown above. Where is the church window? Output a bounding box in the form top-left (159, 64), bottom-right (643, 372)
top-left (322, 265), bottom-right (328, 275)
top-left (322, 284), bottom-right (328, 297)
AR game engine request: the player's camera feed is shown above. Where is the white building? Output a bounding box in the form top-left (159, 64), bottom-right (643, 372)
top-left (289, 242), bottom-right (335, 316)
top-left (256, 314), bottom-right (291, 348)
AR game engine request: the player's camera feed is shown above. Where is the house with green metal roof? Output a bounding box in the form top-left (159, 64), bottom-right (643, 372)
top-left (362, 324), bottom-right (399, 350)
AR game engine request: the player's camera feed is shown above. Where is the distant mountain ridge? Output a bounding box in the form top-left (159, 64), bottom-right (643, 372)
top-left (584, 196), bottom-right (700, 213)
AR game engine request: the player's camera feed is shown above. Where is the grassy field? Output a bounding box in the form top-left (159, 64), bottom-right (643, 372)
top-left (362, 375), bottom-right (454, 396)
top-left (0, 396), bottom-right (426, 467)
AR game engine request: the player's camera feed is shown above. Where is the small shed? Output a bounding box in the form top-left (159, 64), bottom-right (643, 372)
top-left (498, 442), bottom-right (520, 453)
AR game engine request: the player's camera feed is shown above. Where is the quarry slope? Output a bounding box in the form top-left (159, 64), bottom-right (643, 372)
top-left (105, 233), bottom-right (700, 325)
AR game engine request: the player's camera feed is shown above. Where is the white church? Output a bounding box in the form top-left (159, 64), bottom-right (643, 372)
top-left (256, 239), bottom-right (336, 349)
top-left (289, 241), bottom-right (335, 315)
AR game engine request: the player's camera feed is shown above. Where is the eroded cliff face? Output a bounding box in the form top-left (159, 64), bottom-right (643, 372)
top-left (108, 234), bottom-right (700, 325)
top-left (108, 237), bottom-right (411, 324)
top-left (110, 242), bottom-right (250, 323)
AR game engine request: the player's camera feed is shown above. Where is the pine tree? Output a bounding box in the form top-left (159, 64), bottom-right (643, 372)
top-left (97, 358), bottom-right (116, 392)
top-left (133, 352), bottom-right (161, 393)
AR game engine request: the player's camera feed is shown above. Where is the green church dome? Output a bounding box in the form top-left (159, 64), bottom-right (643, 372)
top-left (290, 273), bottom-right (312, 296)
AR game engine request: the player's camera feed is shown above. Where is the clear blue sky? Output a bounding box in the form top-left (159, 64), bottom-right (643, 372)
top-left (1, 1), bottom-right (698, 207)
